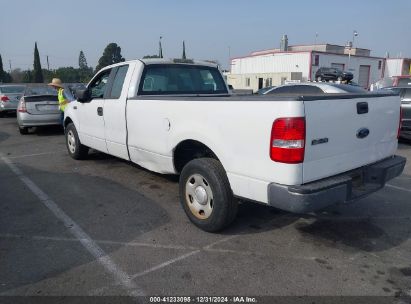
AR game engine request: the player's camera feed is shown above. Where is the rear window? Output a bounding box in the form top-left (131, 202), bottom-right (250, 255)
top-left (139, 64), bottom-right (228, 95)
top-left (0, 86), bottom-right (25, 94)
top-left (25, 86), bottom-right (57, 96)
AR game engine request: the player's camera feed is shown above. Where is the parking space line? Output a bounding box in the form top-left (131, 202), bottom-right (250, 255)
top-left (6, 150), bottom-right (66, 159)
top-left (386, 184), bottom-right (411, 193)
top-left (0, 233), bottom-right (198, 251)
top-left (0, 154), bottom-right (145, 297)
top-left (130, 250), bottom-right (201, 279)
top-left (129, 236), bottom-right (238, 280)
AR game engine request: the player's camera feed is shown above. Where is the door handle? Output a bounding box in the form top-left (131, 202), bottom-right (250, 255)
top-left (73, 106), bottom-right (77, 110)
top-left (97, 107), bottom-right (103, 116)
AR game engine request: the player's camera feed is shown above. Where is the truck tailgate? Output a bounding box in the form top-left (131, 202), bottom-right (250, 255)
top-left (303, 94), bottom-right (400, 184)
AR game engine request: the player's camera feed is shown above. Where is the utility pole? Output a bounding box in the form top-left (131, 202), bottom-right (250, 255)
top-left (8, 60), bottom-right (11, 72)
top-left (46, 55), bottom-right (50, 70)
top-left (228, 46), bottom-right (231, 71)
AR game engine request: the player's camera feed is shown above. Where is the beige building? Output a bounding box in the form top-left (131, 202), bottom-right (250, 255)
top-left (227, 39), bottom-right (385, 92)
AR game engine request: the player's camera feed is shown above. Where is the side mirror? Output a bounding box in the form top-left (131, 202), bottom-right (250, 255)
top-left (76, 88), bottom-right (91, 103)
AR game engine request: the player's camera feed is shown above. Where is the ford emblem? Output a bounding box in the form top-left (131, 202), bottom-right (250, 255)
top-left (357, 128), bottom-right (370, 139)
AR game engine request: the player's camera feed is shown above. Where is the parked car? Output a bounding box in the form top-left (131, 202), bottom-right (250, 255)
top-left (315, 67), bottom-right (354, 82)
top-left (17, 84), bottom-right (74, 134)
top-left (63, 58), bottom-right (405, 232)
top-left (256, 86), bottom-right (276, 95)
top-left (0, 84), bottom-right (26, 116)
top-left (400, 87), bottom-right (411, 140)
top-left (262, 82), bottom-right (367, 95)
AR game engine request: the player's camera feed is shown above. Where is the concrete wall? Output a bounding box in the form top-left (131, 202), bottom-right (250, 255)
top-left (231, 52), bottom-right (311, 81)
top-left (227, 72), bottom-right (302, 92)
top-left (385, 59), bottom-right (403, 78)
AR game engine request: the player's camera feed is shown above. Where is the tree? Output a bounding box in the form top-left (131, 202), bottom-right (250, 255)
top-left (78, 50), bottom-right (88, 70)
top-left (159, 37), bottom-right (163, 58)
top-left (22, 70), bottom-right (32, 83)
top-left (182, 41), bottom-right (186, 59)
top-left (78, 50), bottom-right (93, 82)
top-left (0, 54), bottom-right (4, 82)
top-left (33, 42), bottom-right (44, 83)
top-left (95, 43), bottom-right (125, 72)
top-left (10, 68), bottom-right (24, 83)
top-left (0, 54), bottom-right (12, 83)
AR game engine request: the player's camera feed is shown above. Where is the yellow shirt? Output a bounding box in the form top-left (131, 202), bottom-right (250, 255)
top-left (58, 88), bottom-right (68, 112)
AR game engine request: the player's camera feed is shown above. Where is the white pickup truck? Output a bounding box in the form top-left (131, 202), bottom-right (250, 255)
top-left (64, 59), bottom-right (406, 232)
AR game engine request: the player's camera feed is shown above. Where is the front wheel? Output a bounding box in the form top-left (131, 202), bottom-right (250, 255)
top-left (316, 76), bottom-right (322, 82)
top-left (179, 158), bottom-right (238, 232)
top-left (337, 76), bottom-right (343, 81)
top-left (18, 126), bottom-right (29, 135)
top-left (65, 123), bottom-right (89, 160)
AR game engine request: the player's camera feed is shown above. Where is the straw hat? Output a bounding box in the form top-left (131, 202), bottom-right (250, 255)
top-left (48, 78), bottom-right (63, 88)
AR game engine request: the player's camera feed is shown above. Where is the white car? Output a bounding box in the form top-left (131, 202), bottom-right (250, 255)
top-left (262, 82), bottom-right (367, 95)
top-left (64, 58), bottom-right (405, 232)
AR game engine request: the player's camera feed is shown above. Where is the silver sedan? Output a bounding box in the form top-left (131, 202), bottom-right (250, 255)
top-left (16, 84), bottom-right (74, 134)
top-left (261, 82), bottom-right (367, 95)
top-left (0, 84), bottom-right (26, 115)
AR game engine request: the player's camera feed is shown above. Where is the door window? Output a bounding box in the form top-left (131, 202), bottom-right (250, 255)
top-left (109, 65), bottom-right (129, 99)
top-left (89, 69), bottom-right (111, 99)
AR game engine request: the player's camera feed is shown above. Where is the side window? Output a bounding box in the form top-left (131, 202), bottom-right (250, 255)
top-left (89, 69), bottom-right (111, 99)
top-left (139, 64), bottom-right (228, 95)
top-left (109, 65), bottom-right (129, 99)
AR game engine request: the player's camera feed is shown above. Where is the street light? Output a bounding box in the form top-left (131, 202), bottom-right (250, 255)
top-left (348, 30), bottom-right (358, 70)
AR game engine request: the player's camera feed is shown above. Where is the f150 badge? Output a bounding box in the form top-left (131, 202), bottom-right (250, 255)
top-left (311, 138), bottom-right (329, 145)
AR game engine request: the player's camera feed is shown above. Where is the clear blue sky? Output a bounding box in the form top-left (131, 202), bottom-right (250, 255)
top-left (1, 0), bottom-right (410, 71)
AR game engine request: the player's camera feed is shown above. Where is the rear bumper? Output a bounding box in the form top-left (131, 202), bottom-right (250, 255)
top-left (17, 112), bottom-right (61, 127)
top-left (267, 155), bottom-right (406, 213)
top-left (0, 102), bottom-right (18, 111)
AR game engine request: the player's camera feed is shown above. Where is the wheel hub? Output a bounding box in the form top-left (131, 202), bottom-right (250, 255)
top-left (194, 186), bottom-right (208, 205)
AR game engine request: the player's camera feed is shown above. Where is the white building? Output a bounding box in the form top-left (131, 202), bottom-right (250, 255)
top-left (228, 42), bottom-right (385, 92)
top-left (384, 58), bottom-right (411, 78)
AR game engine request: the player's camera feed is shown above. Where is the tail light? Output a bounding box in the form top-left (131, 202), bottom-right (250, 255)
top-left (18, 100), bottom-right (27, 113)
top-left (1, 95), bottom-right (9, 102)
top-left (270, 117), bottom-right (306, 164)
top-left (398, 108), bottom-right (403, 139)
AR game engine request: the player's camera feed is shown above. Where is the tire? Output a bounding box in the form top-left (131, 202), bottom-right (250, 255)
top-left (316, 76), bottom-right (322, 82)
top-left (65, 123), bottom-right (89, 160)
top-left (179, 158), bottom-right (238, 232)
top-left (337, 76), bottom-right (343, 81)
top-left (19, 126), bottom-right (29, 135)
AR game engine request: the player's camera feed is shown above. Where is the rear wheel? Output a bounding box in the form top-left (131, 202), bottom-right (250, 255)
top-left (179, 158), bottom-right (238, 232)
top-left (65, 123), bottom-right (89, 160)
top-left (18, 126), bottom-right (29, 135)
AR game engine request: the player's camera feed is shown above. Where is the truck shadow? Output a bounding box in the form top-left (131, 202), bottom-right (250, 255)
top-left (88, 151), bottom-right (411, 254)
top-left (398, 139), bottom-right (411, 148)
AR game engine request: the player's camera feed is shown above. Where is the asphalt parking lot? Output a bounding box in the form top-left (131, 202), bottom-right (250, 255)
top-left (1, 114), bottom-right (411, 301)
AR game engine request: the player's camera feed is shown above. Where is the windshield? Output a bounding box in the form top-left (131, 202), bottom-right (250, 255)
top-left (24, 85), bottom-right (58, 96)
top-left (139, 64), bottom-right (228, 95)
top-left (0, 85), bottom-right (26, 94)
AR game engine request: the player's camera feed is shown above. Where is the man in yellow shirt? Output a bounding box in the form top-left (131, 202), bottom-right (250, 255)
top-left (48, 78), bottom-right (69, 125)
